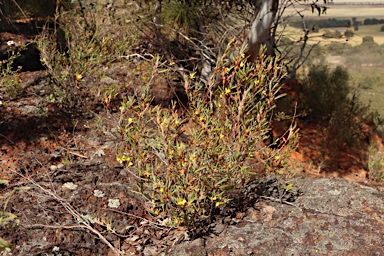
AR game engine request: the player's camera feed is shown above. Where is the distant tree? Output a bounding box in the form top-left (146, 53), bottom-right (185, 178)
top-left (322, 30), bottom-right (342, 39)
top-left (363, 18), bottom-right (384, 26)
top-left (344, 30), bottom-right (354, 38)
top-left (322, 30), bottom-right (333, 39)
top-left (351, 17), bottom-right (359, 31)
top-left (362, 36), bottom-right (375, 44)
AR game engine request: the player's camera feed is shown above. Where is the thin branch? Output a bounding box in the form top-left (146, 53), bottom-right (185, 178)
top-left (120, 53), bottom-right (154, 61)
top-left (260, 196), bottom-right (301, 210)
top-left (0, 134), bottom-right (14, 145)
top-left (17, 173), bottom-right (124, 256)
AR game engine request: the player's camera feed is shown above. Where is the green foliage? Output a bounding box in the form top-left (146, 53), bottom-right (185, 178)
top-left (322, 30), bottom-right (342, 39)
top-left (344, 30), bottom-right (354, 38)
top-left (368, 144), bottom-right (384, 184)
top-left (117, 46), bottom-right (293, 228)
top-left (325, 42), bottom-right (352, 55)
top-left (162, 1), bottom-right (200, 30)
top-left (0, 49), bottom-right (22, 98)
top-left (301, 65), bottom-right (371, 161)
top-left (362, 36), bottom-right (375, 44)
top-left (302, 65), bottom-right (350, 122)
top-left (38, 1), bottom-right (137, 107)
top-left (0, 180), bottom-right (30, 252)
top-left (289, 18), bottom-right (351, 30)
top-left (363, 18), bottom-right (384, 26)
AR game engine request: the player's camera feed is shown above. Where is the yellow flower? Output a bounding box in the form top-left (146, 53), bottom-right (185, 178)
top-left (189, 72), bottom-right (196, 79)
top-left (116, 155), bottom-right (133, 166)
top-left (215, 201), bottom-right (224, 207)
top-left (225, 88), bottom-right (231, 95)
top-left (75, 73), bottom-right (83, 81)
top-left (219, 134), bottom-right (225, 139)
top-left (116, 155), bottom-right (125, 164)
top-left (176, 198), bottom-right (187, 206)
top-left (128, 117), bottom-right (133, 124)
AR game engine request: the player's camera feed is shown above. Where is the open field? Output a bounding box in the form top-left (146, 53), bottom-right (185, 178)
top-left (285, 5), bottom-right (384, 19)
top-left (280, 24), bottom-right (384, 45)
top-left (323, 5), bottom-right (384, 19)
top-left (349, 67), bottom-right (384, 117)
top-left (334, 0), bottom-right (384, 3)
top-left (354, 24), bottom-right (384, 44)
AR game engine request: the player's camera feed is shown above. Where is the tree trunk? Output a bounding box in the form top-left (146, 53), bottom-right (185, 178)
top-left (246, 0), bottom-right (279, 61)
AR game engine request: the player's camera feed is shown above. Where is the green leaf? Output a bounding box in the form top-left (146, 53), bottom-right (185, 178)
top-left (285, 183), bottom-right (293, 192)
top-left (15, 186), bottom-right (31, 192)
top-left (0, 212), bottom-right (19, 223)
top-left (0, 237), bottom-right (12, 252)
top-left (0, 180), bottom-right (9, 185)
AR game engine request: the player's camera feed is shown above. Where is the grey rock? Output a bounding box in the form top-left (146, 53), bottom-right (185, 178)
top-left (168, 177), bottom-right (384, 256)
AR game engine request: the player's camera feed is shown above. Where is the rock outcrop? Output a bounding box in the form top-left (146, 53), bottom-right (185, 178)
top-left (168, 177), bottom-right (384, 255)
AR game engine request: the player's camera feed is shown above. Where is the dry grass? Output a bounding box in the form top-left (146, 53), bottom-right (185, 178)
top-left (285, 4), bottom-right (384, 19)
top-left (323, 5), bottom-right (384, 19)
top-left (279, 24), bottom-right (384, 45)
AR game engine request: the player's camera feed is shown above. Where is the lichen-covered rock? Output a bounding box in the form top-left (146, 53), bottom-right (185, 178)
top-left (168, 177), bottom-right (384, 256)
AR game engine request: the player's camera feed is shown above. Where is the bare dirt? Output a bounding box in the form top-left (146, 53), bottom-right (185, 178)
top-left (1, 31), bottom-right (384, 256)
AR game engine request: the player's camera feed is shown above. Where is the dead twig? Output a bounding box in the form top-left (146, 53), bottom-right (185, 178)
top-left (260, 196), bottom-right (302, 210)
top-left (0, 133), bottom-right (15, 145)
top-left (20, 174), bottom-right (123, 256)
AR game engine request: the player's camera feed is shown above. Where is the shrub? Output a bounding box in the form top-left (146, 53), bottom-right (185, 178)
top-left (300, 65), bottom-right (373, 163)
top-left (0, 180), bottom-right (30, 252)
top-left (38, 1), bottom-right (137, 108)
top-left (117, 45), bottom-right (295, 228)
top-left (302, 65), bottom-right (350, 122)
top-left (368, 143), bottom-right (384, 184)
top-left (344, 30), bottom-right (354, 38)
top-left (362, 36), bottom-right (375, 44)
top-left (0, 48), bottom-right (22, 98)
top-left (322, 30), bottom-right (342, 39)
